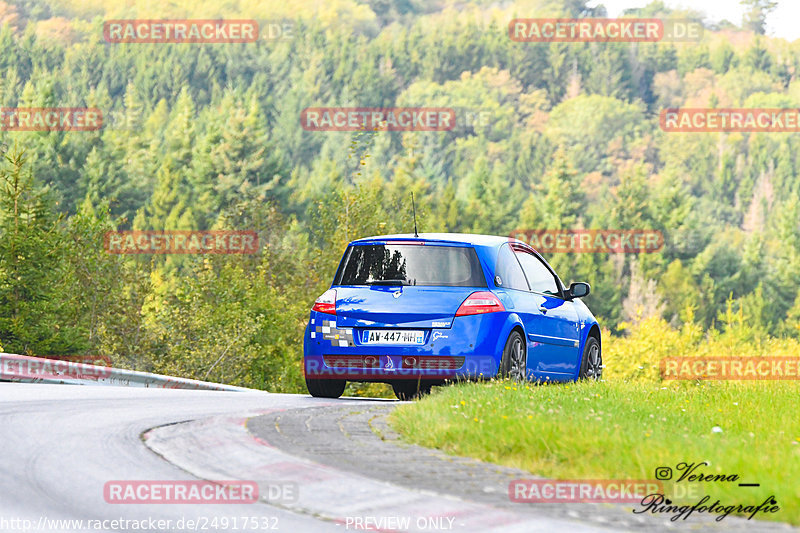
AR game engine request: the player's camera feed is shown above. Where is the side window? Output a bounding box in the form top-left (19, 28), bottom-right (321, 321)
top-left (494, 244), bottom-right (529, 291)
top-left (515, 251), bottom-right (559, 295)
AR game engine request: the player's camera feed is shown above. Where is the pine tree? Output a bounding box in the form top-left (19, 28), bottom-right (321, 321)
top-left (519, 147), bottom-right (584, 229)
top-left (0, 147), bottom-right (84, 354)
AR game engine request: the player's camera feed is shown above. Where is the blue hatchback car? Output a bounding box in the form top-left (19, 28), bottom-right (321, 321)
top-left (303, 233), bottom-right (602, 400)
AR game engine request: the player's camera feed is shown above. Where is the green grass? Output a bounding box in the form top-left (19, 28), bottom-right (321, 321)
top-left (389, 380), bottom-right (800, 524)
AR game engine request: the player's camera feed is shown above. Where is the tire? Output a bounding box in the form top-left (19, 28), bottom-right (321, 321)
top-left (306, 378), bottom-right (346, 398)
top-left (392, 380), bottom-right (432, 401)
top-left (578, 336), bottom-right (602, 380)
top-left (499, 330), bottom-right (526, 381)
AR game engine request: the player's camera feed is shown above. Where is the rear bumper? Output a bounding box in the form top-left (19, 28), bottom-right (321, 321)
top-left (303, 311), bottom-right (507, 381)
top-left (303, 354), bottom-right (498, 381)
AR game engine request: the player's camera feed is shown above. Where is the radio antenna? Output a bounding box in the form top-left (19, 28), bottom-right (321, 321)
top-left (411, 192), bottom-right (419, 237)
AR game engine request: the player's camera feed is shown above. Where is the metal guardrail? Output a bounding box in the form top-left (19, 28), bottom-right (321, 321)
top-left (0, 352), bottom-right (253, 392)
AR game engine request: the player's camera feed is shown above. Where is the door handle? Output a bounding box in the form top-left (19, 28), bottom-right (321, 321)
top-left (538, 305), bottom-right (548, 314)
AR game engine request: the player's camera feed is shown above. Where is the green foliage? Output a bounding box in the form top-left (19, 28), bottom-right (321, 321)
top-left (0, 147), bottom-right (84, 354)
top-left (605, 309), bottom-right (800, 383)
top-left (1, 2), bottom-right (799, 390)
top-left (544, 94), bottom-right (646, 174)
top-left (391, 378), bottom-right (800, 524)
top-left (740, 0), bottom-right (778, 35)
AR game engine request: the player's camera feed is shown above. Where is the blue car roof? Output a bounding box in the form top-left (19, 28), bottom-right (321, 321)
top-left (350, 233), bottom-right (514, 248)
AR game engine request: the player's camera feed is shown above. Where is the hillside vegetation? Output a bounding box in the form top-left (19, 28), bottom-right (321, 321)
top-left (0, 0), bottom-right (799, 390)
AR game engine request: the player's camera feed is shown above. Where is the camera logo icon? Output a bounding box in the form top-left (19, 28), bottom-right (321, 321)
top-left (655, 467), bottom-right (673, 480)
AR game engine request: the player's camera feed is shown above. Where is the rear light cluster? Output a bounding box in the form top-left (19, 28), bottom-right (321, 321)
top-left (455, 291), bottom-right (505, 316)
top-left (314, 289), bottom-right (504, 317)
top-left (312, 289), bottom-right (337, 314)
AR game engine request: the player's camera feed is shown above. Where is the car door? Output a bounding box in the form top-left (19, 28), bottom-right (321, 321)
top-left (492, 243), bottom-right (539, 380)
top-left (512, 246), bottom-right (582, 379)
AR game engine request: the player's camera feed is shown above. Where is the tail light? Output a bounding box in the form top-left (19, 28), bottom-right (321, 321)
top-left (455, 291), bottom-right (505, 316)
top-left (312, 289), bottom-right (337, 315)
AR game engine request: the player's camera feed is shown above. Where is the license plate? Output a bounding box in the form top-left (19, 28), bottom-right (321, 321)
top-left (363, 330), bottom-right (425, 345)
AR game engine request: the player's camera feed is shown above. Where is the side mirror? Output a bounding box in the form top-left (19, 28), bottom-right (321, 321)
top-left (568, 282), bottom-right (590, 299)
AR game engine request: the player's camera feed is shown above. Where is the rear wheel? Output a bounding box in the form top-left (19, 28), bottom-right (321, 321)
top-left (306, 378), bottom-right (346, 398)
top-left (499, 330), bottom-right (526, 381)
top-left (578, 336), bottom-right (602, 380)
top-left (392, 380), bottom-right (432, 401)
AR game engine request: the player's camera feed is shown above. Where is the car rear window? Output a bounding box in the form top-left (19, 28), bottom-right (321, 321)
top-left (335, 244), bottom-right (486, 287)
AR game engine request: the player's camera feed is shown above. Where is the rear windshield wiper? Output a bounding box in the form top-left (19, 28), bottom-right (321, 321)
top-left (364, 279), bottom-right (410, 285)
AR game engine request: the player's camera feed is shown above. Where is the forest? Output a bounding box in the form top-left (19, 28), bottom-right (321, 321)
top-left (1, 0), bottom-right (798, 392)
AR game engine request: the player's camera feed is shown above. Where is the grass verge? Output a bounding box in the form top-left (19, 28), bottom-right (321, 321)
top-left (389, 379), bottom-right (800, 524)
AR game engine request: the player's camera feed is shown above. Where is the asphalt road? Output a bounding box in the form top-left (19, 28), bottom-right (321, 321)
top-left (0, 384), bottom-right (348, 533)
top-left (0, 384), bottom-right (795, 533)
